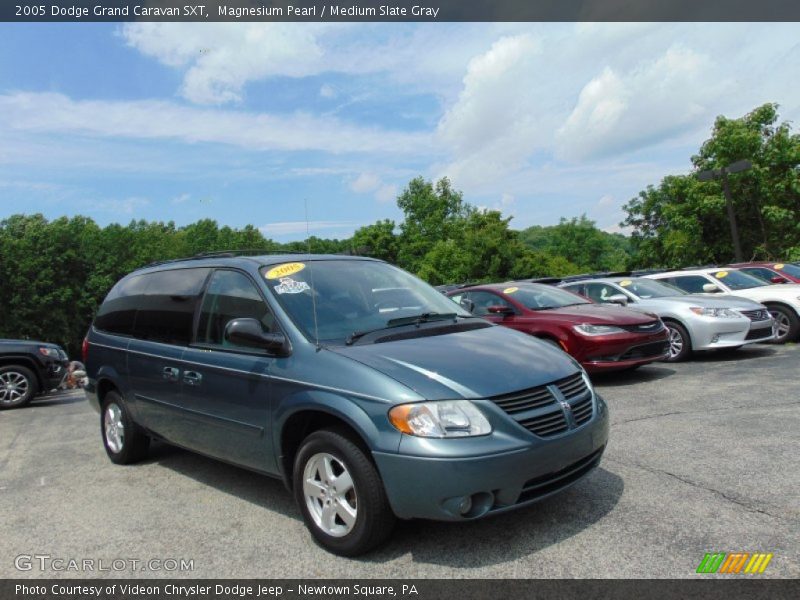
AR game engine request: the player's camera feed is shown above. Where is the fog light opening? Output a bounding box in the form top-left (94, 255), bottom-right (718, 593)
top-left (459, 496), bottom-right (472, 515)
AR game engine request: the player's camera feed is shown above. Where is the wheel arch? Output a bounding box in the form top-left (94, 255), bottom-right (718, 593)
top-left (0, 357), bottom-right (43, 391)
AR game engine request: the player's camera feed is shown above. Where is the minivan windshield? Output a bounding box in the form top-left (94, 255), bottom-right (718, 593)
top-left (621, 278), bottom-right (687, 299)
top-left (712, 269), bottom-right (768, 290)
top-left (261, 260), bottom-right (472, 344)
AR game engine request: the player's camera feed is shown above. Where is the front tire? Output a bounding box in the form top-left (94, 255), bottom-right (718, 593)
top-left (663, 321), bottom-right (692, 362)
top-left (101, 391), bottom-right (150, 464)
top-left (766, 304), bottom-right (799, 344)
top-left (0, 365), bottom-right (38, 409)
top-left (293, 429), bottom-right (395, 556)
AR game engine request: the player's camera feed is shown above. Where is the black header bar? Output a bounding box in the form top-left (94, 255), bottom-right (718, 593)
top-left (4, 0), bottom-right (800, 22)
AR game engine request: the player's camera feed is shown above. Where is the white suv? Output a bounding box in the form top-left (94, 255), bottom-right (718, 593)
top-left (645, 268), bottom-right (800, 343)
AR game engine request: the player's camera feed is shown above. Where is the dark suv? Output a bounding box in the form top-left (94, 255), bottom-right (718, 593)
top-left (85, 254), bottom-right (609, 555)
top-left (0, 339), bottom-right (69, 408)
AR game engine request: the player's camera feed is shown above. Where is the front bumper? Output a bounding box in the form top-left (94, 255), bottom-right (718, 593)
top-left (690, 317), bottom-right (773, 350)
top-left (373, 395), bottom-right (609, 521)
top-left (578, 330), bottom-right (670, 372)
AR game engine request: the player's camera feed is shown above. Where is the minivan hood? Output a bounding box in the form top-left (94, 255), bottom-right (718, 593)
top-left (328, 324), bottom-right (578, 401)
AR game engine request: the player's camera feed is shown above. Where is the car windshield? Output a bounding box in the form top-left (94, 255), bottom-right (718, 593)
top-left (261, 259), bottom-right (471, 344)
top-left (712, 269), bottom-right (768, 290)
top-left (620, 278), bottom-right (687, 298)
top-left (778, 263), bottom-right (800, 278)
top-left (507, 285), bottom-right (591, 310)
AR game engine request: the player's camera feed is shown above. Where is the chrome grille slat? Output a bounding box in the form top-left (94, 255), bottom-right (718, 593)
top-left (490, 371), bottom-right (594, 438)
top-left (740, 309), bottom-right (770, 322)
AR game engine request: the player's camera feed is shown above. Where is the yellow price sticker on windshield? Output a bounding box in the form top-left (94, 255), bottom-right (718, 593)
top-left (503, 287), bottom-right (519, 294)
top-left (619, 280), bottom-right (632, 287)
top-left (774, 263), bottom-right (785, 270)
top-left (715, 271), bottom-right (729, 279)
top-left (265, 262), bottom-right (306, 279)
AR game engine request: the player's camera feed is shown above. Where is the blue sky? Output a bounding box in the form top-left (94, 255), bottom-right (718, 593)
top-left (1, 22), bottom-right (798, 241)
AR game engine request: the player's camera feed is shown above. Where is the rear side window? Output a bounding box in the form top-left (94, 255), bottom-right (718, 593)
top-left (196, 270), bottom-right (275, 349)
top-left (94, 275), bottom-right (148, 336)
top-left (132, 268), bottom-right (210, 346)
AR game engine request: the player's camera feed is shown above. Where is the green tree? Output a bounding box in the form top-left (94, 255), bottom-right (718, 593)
top-left (624, 103), bottom-right (800, 265)
top-left (351, 219), bottom-right (399, 263)
top-left (396, 176), bottom-right (471, 273)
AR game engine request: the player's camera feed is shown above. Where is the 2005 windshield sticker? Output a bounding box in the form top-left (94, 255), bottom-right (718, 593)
top-left (274, 277), bottom-right (310, 295)
top-left (265, 262), bottom-right (306, 280)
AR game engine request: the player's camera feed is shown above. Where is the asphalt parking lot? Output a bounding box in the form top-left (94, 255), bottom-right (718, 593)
top-left (1, 344), bottom-right (798, 579)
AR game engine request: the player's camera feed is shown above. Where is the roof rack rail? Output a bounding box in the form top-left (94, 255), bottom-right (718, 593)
top-left (141, 248), bottom-right (307, 269)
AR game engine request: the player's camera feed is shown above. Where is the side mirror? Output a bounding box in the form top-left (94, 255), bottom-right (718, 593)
top-left (487, 305), bottom-right (515, 316)
top-left (224, 318), bottom-right (290, 355)
top-left (606, 294), bottom-right (629, 307)
top-left (702, 283), bottom-right (721, 293)
top-left (459, 298), bottom-right (475, 313)
top-left (771, 276), bottom-right (789, 284)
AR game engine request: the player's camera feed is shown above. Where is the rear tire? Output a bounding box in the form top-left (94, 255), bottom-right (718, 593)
top-left (766, 304), bottom-right (799, 344)
top-left (101, 391), bottom-right (150, 464)
top-left (663, 321), bottom-right (692, 362)
top-left (0, 365), bottom-right (38, 409)
top-left (293, 429), bottom-right (395, 556)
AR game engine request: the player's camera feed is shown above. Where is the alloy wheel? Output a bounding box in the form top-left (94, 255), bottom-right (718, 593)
top-left (0, 371), bottom-right (29, 404)
top-left (771, 311), bottom-right (791, 340)
top-left (667, 326), bottom-right (684, 359)
top-left (303, 452), bottom-right (358, 538)
top-left (104, 403), bottom-right (125, 453)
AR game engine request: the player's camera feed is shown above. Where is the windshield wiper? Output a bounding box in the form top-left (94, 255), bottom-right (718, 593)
top-left (345, 312), bottom-right (460, 345)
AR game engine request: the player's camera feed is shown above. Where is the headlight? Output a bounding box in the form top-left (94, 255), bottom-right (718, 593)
top-left (690, 307), bottom-right (740, 318)
top-left (389, 400), bottom-right (491, 438)
top-left (573, 323), bottom-right (625, 336)
top-left (38, 347), bottom-right (60, 358)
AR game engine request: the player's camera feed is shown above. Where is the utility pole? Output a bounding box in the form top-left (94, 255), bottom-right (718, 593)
top-left (697, 159), bottom-right (752, 263)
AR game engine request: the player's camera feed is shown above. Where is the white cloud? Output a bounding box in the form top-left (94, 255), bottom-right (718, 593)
top-left (0, 92), bottom-right (430, 155)
top-left (348, 172), bottom-right (381, 193)
top-left (122, 23), bottom-right (328, 104)
top-left (375, 184), bottom-right (398, 204)
top-left (319, 84), bottom-right (337, 99)
top-left (172, 193), bottom-right (191, 204)
top-left (347, 172), bottom-right (398, 203)
top-left (259, 220), bottom-right (359, 236)
top-left (597, 194), bottom-right (616, 209)
top-left (436, 34), bottom-right (550, 188)
top-left (92, 197), bottom-right (150, 215)
top-left (556, 45), bottom-right (720, 161)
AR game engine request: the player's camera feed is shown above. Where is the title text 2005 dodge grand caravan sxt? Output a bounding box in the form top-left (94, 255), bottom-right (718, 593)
top-left (85, 254), bottom-right (609, 555)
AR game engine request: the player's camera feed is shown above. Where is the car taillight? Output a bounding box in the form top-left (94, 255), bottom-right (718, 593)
top-left (82, 337), bottom-right (89, 363)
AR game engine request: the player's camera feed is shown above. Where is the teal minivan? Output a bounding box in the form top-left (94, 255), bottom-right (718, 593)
top-left (85, 253), bottom-right (609, 555)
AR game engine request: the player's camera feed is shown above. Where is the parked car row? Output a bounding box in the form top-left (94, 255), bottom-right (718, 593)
top-left (440, 262), bottom-right (799, 370)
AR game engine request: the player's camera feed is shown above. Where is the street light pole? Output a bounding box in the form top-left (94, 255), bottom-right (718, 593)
top-left (719, 168), bottom-right (744, 262)
top-left (696, 159), bottom-right (752, 263)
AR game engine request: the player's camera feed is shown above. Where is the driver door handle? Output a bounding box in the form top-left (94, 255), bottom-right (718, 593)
top-left (183, 371), bottom-right (202, 386)
top-left (162, 367), bottom-right (180, 382)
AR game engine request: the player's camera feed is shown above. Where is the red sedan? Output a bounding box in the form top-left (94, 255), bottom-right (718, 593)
top-left (448, 283), bottom-right (669, 373)
top-left (727, 262), bottom-right (800, 284)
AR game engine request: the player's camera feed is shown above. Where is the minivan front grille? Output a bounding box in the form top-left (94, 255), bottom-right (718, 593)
top-left (518, 409), bottom-right (569, 437)
top-left (491, 385), bottom-right (555, 415)
top-left (489, 371), bottom-right (594, 438)
top-left (554, 372), bottom-right (589, 400)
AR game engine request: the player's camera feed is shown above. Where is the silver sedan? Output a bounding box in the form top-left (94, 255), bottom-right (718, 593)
top-left (560, 277), bottom-right (774, 362)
